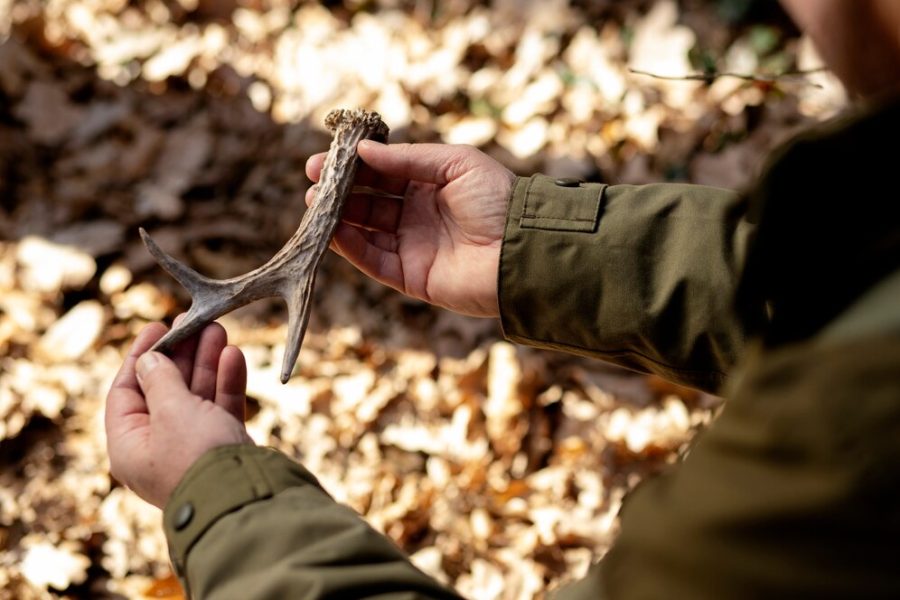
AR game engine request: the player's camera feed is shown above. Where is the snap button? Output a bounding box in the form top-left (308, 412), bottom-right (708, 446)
top-left (554, 177), bottom-right (583, 187)
top-left (173, 502), bottom-right (194, 531)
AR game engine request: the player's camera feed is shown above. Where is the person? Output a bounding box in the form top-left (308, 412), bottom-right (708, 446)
top-left (106, 0), bottom-right (900, 597)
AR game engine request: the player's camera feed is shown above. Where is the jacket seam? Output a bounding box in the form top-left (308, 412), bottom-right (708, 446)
top-left (521, 174), bottom-right (535, 218)
top-left (510, 332), bottom-right (728, 381)
top-left (521, 215), bottom-right (598, 222)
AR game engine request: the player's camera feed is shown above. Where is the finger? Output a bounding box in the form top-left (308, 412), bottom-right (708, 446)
top-left (334, 222), bottom-right (398, 256)
top-left (169, 313), bottom-right (200, 385)
top-left (303, 178), bottom-right (409, 214)
top-left (309, 151), bottom-right (385, 186)
top-left (190, 322), bottom-right (228, 400)
top-left (106, 323), bottom-right (168, 443)
top-left (332, 223), bottom-right (405, 291)
top-left (358, 140), bottom-right (475, 186)
top-left (365, 228), bottom-right (398, 252)
top-left (340, 193), bottom-right (403, 233)
top-left (308, 144), bottom-right (409, 196)
top-left (351, 166), bottom-right (409, 197)
top-left (305, 153), bottom-right (326, 182)
top-left (215, 345), bottom-right (247, 422)
top-left (110, 322), bottom-right (169, 395)
top-left (136, 351), bottom-right (198, 414)
top-left (104, 323), bottom-right (168, 433)
top-left (306, 187), bottom-right (403, 232)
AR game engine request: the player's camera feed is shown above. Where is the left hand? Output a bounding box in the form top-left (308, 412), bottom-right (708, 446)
top-left (105, 319), bottom-right (253, 508)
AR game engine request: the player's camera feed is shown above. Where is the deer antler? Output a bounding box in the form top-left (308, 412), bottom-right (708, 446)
top-left (140, 108), bottom-right (389, 383)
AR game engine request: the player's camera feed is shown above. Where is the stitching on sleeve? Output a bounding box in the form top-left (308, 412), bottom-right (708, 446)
top-left (523, 216), bottom-right (599, 223)
top-left (522, 175), bottom-right (534, 218)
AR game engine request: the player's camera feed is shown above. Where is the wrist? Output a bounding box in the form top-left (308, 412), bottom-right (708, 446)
top-left (478, 246), bottom-right (502, 318)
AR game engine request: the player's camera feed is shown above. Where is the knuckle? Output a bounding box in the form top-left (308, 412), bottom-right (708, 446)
top-left (443, 149), bottom-right (473, 181)
top-left (203, 320), bottom-right (226, 342)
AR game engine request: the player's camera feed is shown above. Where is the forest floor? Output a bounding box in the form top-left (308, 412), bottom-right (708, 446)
top-left (0, 0), bottom-right (844, 598)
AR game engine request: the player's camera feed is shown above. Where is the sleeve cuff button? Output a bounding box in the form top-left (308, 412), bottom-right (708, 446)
top-left (173, 502), bottom-right (194, 531)
top-left (553, 177), bottom-right (583, 187)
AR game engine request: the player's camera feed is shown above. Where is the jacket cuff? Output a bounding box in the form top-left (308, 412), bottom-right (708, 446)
top-left (162, 445), bottom-right (323, 580)
top-left (499, 174), bottom-right (606, 349)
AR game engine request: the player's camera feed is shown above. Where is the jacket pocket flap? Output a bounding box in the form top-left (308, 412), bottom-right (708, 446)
top-left (520, 175), bottom-right (605, 232)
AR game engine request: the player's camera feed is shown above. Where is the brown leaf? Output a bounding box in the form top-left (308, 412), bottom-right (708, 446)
top-left (142, 574), bottom-right (185, 599)
top-left (13, 81), bottom-right (83, 145)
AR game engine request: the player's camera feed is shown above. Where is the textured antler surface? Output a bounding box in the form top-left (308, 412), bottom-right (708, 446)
top-left (141, 108), bottom-right (389, 383)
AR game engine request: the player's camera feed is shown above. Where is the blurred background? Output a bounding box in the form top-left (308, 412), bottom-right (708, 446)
top-left (0, 0), bottom-right (845, 598)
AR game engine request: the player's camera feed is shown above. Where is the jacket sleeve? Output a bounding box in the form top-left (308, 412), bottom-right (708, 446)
top-left (553, 329), bottom-right (900, 599)
top-left (162, 444), bottom-right (463, 600)
top-left (499, 175), bottom-right (757, 392)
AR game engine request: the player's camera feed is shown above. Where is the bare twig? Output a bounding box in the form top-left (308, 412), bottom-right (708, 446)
top-left (141, 108), bottom-right (389, 383)
top-left (629, 67), bottom-right (828, 88)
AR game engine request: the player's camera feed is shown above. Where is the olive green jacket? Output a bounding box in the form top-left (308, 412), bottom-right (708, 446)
top-left (163, 98), bottom-right (900, 598)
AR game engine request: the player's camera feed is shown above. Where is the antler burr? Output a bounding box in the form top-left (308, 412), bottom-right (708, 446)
top-left (140, 108), bottom-right (389, 383)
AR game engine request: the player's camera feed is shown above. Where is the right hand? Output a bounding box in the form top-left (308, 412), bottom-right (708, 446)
top-left (306, 141), bottom-right (515, 318)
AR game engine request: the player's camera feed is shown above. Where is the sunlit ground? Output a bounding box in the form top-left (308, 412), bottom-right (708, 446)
top-left (0, 1), bottom-right (844, 597)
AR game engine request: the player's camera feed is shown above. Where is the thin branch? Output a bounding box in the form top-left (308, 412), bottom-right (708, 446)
top-left (629, 67), bottom-right (828, 88)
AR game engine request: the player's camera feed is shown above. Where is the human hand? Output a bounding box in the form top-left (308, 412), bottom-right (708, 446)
top-left (105, 319), bottom-right (252, 508)
top-left (306, 141), bottom-right (516, 318)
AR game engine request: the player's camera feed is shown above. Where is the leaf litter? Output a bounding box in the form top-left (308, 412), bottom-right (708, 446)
top-left (0, 0), bottom-right (842, 597)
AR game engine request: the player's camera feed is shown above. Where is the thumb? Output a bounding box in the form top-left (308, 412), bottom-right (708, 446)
top-left (136, 351), bottom-right (195, 412)
top-left (358, 140), bottom-right (475, 185)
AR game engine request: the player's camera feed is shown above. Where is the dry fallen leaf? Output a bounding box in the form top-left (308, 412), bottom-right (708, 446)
top-left (20, 538), bottom-right (90, 591)
top-left (13, 81), bottom-right (84, 145)
top-left (142, 574), bottom-right (185, 599)
top-left (36, 301), bottom-right (106, 363)
top-left (0, 1), bottom-right (828, 596)
top-left (16, 237), bottom-right (96, 294)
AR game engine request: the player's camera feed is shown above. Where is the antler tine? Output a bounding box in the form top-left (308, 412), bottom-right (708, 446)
top-left (140, 228), bottom-right (245, 352)
top-left (141, 108), bottom-right (389, 382)
top-left (281, 276), bottom-right (315, 384)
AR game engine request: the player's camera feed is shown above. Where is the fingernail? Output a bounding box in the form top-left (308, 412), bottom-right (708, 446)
top-left (136, 352), bottom-right (160, 385)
